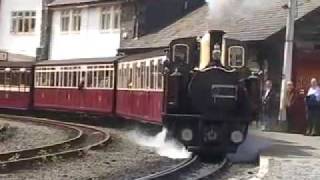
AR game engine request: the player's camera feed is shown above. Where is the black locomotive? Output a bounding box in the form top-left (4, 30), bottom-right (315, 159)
top-left (163, 30), bottom-right (260, 156)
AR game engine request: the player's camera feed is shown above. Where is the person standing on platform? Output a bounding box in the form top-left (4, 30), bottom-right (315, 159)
top-left (262, 80), bottom-right (276, 131)
top-left (305, 78), bottom-right (320, 136)
top-left (284, 81), bottom-right (296, 133)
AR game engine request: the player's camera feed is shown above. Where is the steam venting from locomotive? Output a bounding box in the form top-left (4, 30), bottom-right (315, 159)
top-left (128, 128), bottom-right (191, 159)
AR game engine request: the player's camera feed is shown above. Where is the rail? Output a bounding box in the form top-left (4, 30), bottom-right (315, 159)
top-left (0, 115), bottom-right (111, 173)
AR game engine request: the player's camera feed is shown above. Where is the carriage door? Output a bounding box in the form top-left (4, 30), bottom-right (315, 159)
top-left (293, 51), bottom-right (320, 133)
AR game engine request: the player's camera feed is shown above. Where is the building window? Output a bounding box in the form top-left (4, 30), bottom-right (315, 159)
top-left (113, 10), bottom-right (120, 29)
top-left (100, 6), bottom-right (120, 31)
top-left (72, 9), bottom-right (81, 31)
top-left (101, 7), bottom-right (111, 30)
top-left (60, 9), bottom-right (81, 32)
top-left (61, 10), bottom-right (70, 32)
top-left (11, 11), bottom-right (36, 33)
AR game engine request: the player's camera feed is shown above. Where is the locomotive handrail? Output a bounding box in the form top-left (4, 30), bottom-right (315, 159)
top-left (197, 66), bottom-right (236, 73)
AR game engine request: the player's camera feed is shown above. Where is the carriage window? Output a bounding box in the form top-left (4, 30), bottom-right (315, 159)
top-left (50, 72), bottom-right (55, 86)
top-left (92, 71), bottom-right (97, 88)
top-left (133, 63), bottom-right (137, 89)
top-left (98, 71), bottom-right (105, 88)
top-left (154, 61), bottom-right (158, 90)
top-left (173, 44), bottom-right (190, 64)
top-left (228, 46), bottom-right (245, 68)
top-left (41, 72), bottom-right (47, 86)
top-left (79, 71), bottom-right (85, 87)
top-left (63, 72), bottom-right (68, 87)
top-left (158, 59), bottom-right (163, 89)
top-left (55, 72), bottom-right (60, 87)
top-left (0, 71), bottom-right (5, 86)
top-left (150, 60), bottom-right (155, 89)
top-left (106, 70), bottom-right (111, 88)
top-left (137, 63), bottom-right (141, 89)
top-left (128, 66), bottom-right (132, 89)
top-left (72, 71), bottom-right (77, 87)
top-left (87, 71), bottom-right (93, 88)
top-left (110, 70), bottom-right (114, 88)
top-left (146, 65), bottom-right (150, 89)
top-left (21, 71), bottom-right (30, 87)
top-left (11, 72), bottom-right (19, 86)
top-left (141, 62), bottom-right (146, 89)
top-left (118, 65), bottom-right (122, 88)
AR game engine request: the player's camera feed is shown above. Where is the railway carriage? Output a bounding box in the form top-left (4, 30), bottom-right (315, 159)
top-left (0, 62), bottom-right (33, 110)
top-left (116, 51), bottom-right (166, 123)
top-left (33, 58), bottom-right (118, 114)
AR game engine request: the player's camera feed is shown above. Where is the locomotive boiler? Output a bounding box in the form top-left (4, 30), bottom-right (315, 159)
top-left (163, 30), bottom-right (260, 156)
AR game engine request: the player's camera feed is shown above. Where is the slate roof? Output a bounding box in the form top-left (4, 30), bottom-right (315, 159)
top-left (121, 0), bottom-right (320, 49)
top-left (49, 0), bottom-right (117, 7)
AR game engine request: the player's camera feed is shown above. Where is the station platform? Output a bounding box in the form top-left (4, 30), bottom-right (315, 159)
top-left (245, 128), bottom-right (320, 180)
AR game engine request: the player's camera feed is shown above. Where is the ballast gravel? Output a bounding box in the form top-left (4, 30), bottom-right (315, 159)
top-left (0, 118), bottom-right (69, 153)
top-left (0, 127), bottom-right (182, 180)
top-left (214, 164), bottom-right (259, 180)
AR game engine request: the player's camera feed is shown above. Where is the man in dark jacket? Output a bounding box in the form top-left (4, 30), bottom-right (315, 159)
top-left (262, 80), bottom-right (276, 131)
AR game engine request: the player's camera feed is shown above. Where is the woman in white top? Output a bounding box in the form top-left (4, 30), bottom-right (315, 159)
top-left (305, 78), bottom-right (320, 136)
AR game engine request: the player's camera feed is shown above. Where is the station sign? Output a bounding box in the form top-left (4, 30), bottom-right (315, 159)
top-left (0, 51), bottom-right (8, 61)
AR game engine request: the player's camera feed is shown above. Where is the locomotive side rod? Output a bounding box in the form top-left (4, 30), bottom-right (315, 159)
top-left (135, 155), bottom-right (229, 180)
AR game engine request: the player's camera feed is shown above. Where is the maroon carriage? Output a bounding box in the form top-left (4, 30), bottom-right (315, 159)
top-left (34, 58), bottom-right (118, 114)
top-left (116, 51), bottom-right (166, 124)
top-left (0, 61), bottom-right (33, 110)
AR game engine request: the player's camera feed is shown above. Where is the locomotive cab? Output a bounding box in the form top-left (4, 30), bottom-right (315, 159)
top-left (163, 30), bottom-right (260, 156)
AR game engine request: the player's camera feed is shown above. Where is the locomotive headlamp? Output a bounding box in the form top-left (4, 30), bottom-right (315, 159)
top-left (180, 128), bottom-right (193, 142)
top-left (230, 130), bottom-right (244, 144)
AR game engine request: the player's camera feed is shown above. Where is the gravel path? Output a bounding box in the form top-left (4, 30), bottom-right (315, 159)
top-left (214, 164), bottom-right (258, 180)
top-left (0, 118), bottom-right (70, 153)
top-left (0, 128), bottom-right (183, 180)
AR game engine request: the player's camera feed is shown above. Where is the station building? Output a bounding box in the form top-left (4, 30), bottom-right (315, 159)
top-left (119, 0), bottom-right (320, 133)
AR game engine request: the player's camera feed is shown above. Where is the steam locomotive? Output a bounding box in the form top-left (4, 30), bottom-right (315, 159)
top-left (0, 29), bottom-right (259, 157)
top-left (163, 30), bottom-right (260, 156)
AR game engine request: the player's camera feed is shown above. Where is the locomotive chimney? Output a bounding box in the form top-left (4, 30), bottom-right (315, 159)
top-left (209, 30), bottom-right (225, 60)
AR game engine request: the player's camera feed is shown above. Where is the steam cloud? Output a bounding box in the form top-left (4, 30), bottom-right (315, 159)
top-left (205, 0), bottom-right (272, 23)
top-left (128, 128), bottom-right (192, 159)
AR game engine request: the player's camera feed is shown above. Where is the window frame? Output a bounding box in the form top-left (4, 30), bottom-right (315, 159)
top-left (99, 5), bottom-right (121, 32)
top-left (0, 68), bottom-right (32, 92)
top-left (172, 44), bottom-right (190, 64)
top-left (34, 64), bottom-right (114, 90)
top-left (228, 46), bottom-right (245, 68)
top-left (60, 9), bottom-right (82, 33)
top-left (11, 11), bottom-right (36, 34)
top-left (117, 56), bottom-right (166, 91)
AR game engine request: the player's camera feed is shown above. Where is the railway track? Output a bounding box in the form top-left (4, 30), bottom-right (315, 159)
top-left (135, 155), bottom-right (229, 180)
top-left (0, 115), bottom-right (111, 173)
